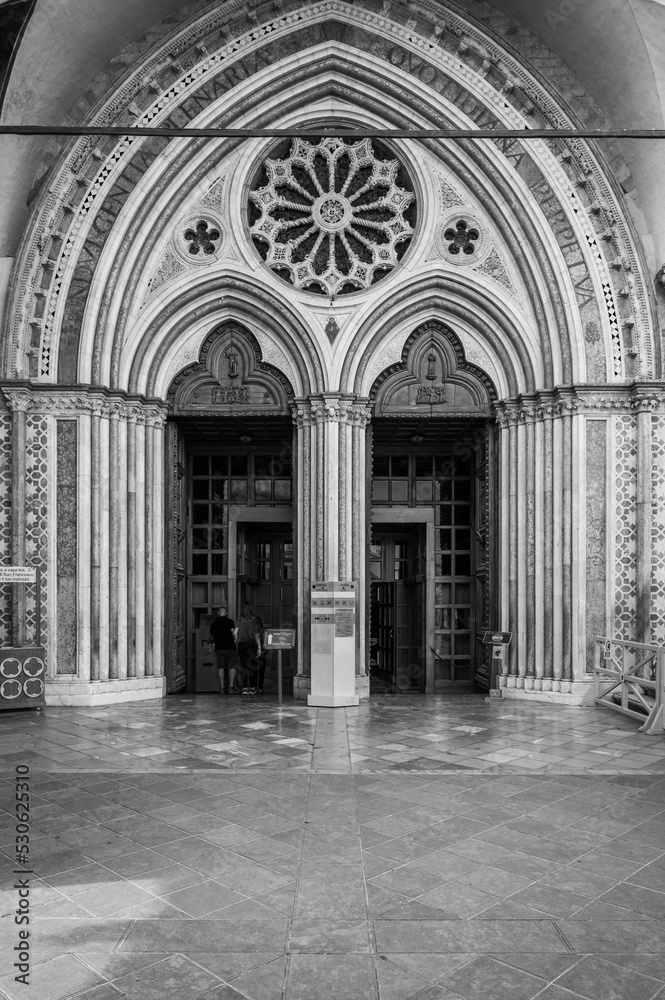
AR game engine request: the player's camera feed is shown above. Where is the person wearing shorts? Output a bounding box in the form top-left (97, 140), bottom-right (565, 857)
top-left (208, 606), bottom-right (236, 695)
top-left (235, 603), bottom-right (263, 695)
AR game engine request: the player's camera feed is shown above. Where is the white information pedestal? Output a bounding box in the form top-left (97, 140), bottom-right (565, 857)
top-left (308, 581), bottom-right (359, 707)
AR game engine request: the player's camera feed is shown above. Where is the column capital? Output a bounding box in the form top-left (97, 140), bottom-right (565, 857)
top-left (292, 395), bottom-right (372, 428)
top-left (2, 386), bottom-right (34, 413)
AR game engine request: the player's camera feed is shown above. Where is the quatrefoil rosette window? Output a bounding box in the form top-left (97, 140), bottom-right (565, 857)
top-left (248, 137), bottom-right (417, 296)
top-left (174, 213), bottom-right (225, 264)
top-left (436, 210), bottom-right (489, 266)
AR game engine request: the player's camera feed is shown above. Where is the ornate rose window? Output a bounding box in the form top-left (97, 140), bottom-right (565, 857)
top-left (248, 137), bottom-right (416, 296)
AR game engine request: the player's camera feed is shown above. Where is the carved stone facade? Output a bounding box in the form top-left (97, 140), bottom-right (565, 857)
top-left (1, 0), bottom-right (664, 706)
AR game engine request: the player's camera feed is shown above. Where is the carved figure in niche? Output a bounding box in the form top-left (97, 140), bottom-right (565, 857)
top-left (226, 346), bottom-right (239, 378)
top-left (416, 385), bottom-right (447, 404)
top-left (426, 351), bottom-right (437, 380)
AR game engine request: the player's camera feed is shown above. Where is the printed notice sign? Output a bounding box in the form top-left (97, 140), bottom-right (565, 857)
top-left (264, 629), bottom-right (295, 649)
top-left (0, 566), bottom-right (37, 583)
top-left (335, 610), bottom-right (354, 637)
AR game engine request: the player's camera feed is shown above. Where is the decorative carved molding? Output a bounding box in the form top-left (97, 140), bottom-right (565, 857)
top-left (292, 395), bottom-right (372, 428)
top-left (493, 382), bottom-right (665, 423)
top-left (0, 385), bottom-right (168, 423)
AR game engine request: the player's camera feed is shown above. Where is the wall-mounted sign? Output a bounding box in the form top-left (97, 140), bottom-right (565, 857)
top-left (482, 631), bottom-right (512, 644)
top-left (0, 566), bottom-right (37, 583)
top-left (335, 611), bottom-right (354, 638)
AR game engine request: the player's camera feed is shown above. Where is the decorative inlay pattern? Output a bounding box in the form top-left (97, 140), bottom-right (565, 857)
top-left (474, 246), bottom-right (518, 299)
top-left (25, 416), bottom-right (49, 648)
top-left (651, 415), bottom-right (665, 643)
top-left (0, 415), bottom-right (12, 645)
top-left (145, 246), bottom-right (186, 299)
top-left (249, 137), bottom-right (415, 295)
top-left (614, 414), bottom-right (638, 641)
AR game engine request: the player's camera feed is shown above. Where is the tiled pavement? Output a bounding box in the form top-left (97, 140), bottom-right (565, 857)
top-left (0, 692), bottom-right (664, 999)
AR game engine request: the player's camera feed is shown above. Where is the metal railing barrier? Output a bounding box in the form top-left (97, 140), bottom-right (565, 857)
top-left (593, 637), bottom-right (665, 734)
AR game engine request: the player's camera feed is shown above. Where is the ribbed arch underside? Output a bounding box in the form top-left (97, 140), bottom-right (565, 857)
top-left (3, 0), bottom-right (657, 395)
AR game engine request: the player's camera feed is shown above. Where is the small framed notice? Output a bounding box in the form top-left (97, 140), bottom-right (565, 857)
top-left (0, 567), bottom-right (37, 584)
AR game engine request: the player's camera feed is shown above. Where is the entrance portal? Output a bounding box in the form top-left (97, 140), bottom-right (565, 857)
top-left (165, 417), bottom-right (294, 692)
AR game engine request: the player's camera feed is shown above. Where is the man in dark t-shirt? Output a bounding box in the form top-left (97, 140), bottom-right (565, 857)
top-left (208, 606), bottom-right (236, 695)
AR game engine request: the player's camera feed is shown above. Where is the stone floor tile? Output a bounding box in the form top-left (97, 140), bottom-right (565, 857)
top-left (556, 954), bottom-right (664, 1000)
top-left (416, 880), bottom-right (498, 917)
top-left (0, 955), bottom-right (104, 1000)
top-left (226, 956), bottom-right (287, 1000)
top-left (295, 879), bottom-right (367, 920)
top-left (495, 953), bottom-right (581, 980)
top-left (289, 919), bottom-right (370, 953)
top-left (540, 867), bottom-right (619, 898)
top-left (119, 917), bottom-right (289, 953)
top-left (627, 865), bottom-right (665, 893)
top-left (452, 864), bottom-right (533, 898)
top-left (437, 955), bottom-right (547, 1000)
top-left (505, 883), bottom-right (590, 917)
top-left (597, 882), bottom-right (665, 919)
top-left (286, 954), bottom-right (377, 1000)
top-left (112, 954), bottom-right (223, 1000)
top-left (373, 955), bottom-right (433, 999)
top-left (67, 984), bottom-right (131, 1000)
top-left (558, 918), bottom-right (665, 954)
top-left (373, 919), bottom-right (563, 954)
top-left (162, 879), bottom-right (247, 916)
top-left (80, 952), bottom-right (170, 981)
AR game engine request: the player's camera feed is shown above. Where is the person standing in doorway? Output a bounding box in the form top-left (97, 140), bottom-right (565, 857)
top-left (209, 606), bottom-right (236, 695)
top-left (236, 602), bottom-right (263, 695)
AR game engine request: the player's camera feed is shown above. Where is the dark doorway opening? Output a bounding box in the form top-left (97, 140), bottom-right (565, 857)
top-left (165, 416), bottom-right (294, 693)
top-left (369, 418), bottom-right (494, 693)
top-left (370, 526), bottom-right (426, 693)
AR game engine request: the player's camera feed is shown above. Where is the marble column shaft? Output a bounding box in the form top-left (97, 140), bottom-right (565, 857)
top-left (498, 398), bottom-right (579, 685)
top-left (292, 396), bottom-right (371, 677)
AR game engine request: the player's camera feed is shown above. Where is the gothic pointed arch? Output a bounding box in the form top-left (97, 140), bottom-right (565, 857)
top-left (166, 321), bottom-right (294, 416)
top-left (1, 0), bottom-right (658, 396)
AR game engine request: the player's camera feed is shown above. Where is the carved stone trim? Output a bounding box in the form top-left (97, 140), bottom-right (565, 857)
top-left (0, 384), bottom-right (168, 423)
top-left (291, 395), bottom-right (372, 429)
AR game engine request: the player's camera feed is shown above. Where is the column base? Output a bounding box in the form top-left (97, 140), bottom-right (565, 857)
top-left (292, 674), bottom-right (311, 701)
top-left (496, 675), bottom-right (594, 706)
top-left (355, 674), bottom-right (370, 703)
top-left (308, 694), bottom-right (360, 707)
top-left (46, 676), bottom-right (166, 706)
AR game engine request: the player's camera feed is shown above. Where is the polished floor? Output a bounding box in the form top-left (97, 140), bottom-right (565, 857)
top-left (0, 692), bottom-right (664, 1000)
